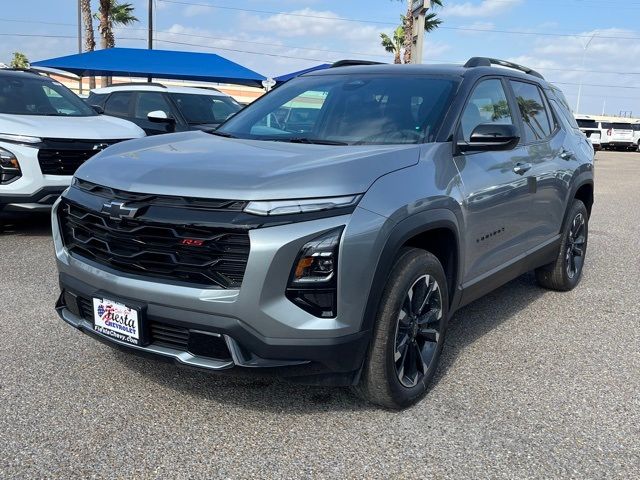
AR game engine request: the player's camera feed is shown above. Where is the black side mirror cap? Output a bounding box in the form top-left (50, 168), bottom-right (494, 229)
top-left (458, 123), bottom-right (520, 152)
top-left (91, 105), bottom-right (104, 115)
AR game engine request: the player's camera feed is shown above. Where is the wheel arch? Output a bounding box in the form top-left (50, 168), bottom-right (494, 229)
top-left (361, 209), bottom-right (463, 334)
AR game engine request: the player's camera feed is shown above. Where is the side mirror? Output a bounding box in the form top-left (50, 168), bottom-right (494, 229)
top-left (458, 123), bottom-right (520, 152)
top-left (147, 110), bottom-right (175, 124)
top-left (91, 105), bottom-right (104, 115)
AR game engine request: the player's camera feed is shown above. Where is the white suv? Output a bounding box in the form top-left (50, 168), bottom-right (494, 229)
top-left (0, 69), bottom-right (144, 215)
top-left (87, 83), bottom-right (243, 136)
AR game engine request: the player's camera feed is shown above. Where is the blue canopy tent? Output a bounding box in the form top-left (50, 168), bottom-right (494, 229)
top-left (274, 64), bottom-right (331, 84)
top-left (32, 48), bottom-right (266, 88)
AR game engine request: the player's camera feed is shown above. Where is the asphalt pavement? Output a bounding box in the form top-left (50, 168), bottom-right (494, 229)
top-left (1, 151), bottom-right (638, 479)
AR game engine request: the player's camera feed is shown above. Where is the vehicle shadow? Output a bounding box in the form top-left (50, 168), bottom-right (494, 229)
top-left (0, 212), bottom-right (52, 237)
top-left (112, 272), bottom-right (547, 414)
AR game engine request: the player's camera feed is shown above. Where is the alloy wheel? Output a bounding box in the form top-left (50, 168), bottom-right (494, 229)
top-left (393, 275), bottom-right (443, 388)
top-left (566, 212), bottom-right (586, 279)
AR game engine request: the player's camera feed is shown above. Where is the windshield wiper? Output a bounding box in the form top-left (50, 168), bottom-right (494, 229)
top-left (209, 130), bottom-right (237, 138)
top-left (282, 137), bottom-right (349, 146)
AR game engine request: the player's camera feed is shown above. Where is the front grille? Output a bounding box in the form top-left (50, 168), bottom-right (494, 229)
top-left (75, 294), bottom-right (230, 358)
top-left (58, 199), bottom-right (250, 288)
top-left (75, 179), bottom-right (248, 211)
top-left (38, 139), bottom-right (125, 175)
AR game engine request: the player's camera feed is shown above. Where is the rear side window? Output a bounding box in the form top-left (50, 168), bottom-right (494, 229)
top-left (510, 81), bottom-right (553, 142)
top-left (577, 119), bottom-right (598, 129)
top-left (460, 79), bottom-right (514, 142)
top-left (104, 92), bottom-right (133, 116)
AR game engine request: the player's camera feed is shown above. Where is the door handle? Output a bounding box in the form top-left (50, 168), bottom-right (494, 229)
top-left (513, 162), bottom-right (532, 175)
top-left (560, 149), bottom-right (575, 160)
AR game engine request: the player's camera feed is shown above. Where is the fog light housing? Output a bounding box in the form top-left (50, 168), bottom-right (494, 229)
top-left (0, 146), bottom-right (21, 184)
top-left (286, 227), bottom-right (344, 318)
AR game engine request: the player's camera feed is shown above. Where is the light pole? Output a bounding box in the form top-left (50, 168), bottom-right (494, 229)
top-left (409, 0), bottom-right (431, 64)
top-left (576, 34), bottom-right (595, 113)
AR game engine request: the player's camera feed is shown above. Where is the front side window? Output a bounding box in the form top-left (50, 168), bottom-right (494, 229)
top-left (460, 79), bottom-right (514, 142)
top-left (134, 92), bottom-right (172, 119)
top-left (510, 81), bottom-right (553, 142)
top-left (218, 74), bottom-right (457, 145)
top-left (0, 76), bottom-right (96, 117)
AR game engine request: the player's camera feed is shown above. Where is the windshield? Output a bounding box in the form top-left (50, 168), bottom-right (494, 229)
top-left (0, 76), bottom-right (96, 116)
top-left (170, 93), bottom-right (242, 125)
top-left (218, 74), bottom-right (457, 145)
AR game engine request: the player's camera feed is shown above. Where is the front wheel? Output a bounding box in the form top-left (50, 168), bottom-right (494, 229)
top-left (536, 199), bottom-right (589, 291)
top-left (355, 248), bottom-right (449, 409)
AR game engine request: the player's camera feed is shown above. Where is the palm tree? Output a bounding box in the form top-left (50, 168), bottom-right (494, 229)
top-left (380, 25), bottom-right (405, 64)
top-left (396, 0), bottom-right (443, 64)
top-left (98, 0), bottom-right (114, 50)
top-left (80, 0), bottom-right (96, 89)
top-left (9, 52), bottom-right (29, 69)
top-left (96, 0), bottom-right (139, 48)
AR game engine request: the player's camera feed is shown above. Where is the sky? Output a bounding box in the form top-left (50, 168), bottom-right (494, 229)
top-left (2, 0), bottom-right (640, 116)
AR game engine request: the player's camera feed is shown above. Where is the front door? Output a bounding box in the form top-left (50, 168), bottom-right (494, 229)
top-left (453, 78), bottom-right (532, 285)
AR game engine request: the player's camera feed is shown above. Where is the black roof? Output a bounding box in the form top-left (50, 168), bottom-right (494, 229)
top-left (0, 69), bottom-right (52, 81)
top-left (305, 62), bottom-right (548, 85)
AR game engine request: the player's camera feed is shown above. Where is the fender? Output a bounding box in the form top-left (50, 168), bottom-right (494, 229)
top-left (360, 208), bottom-right (463, 334)
top-left (561, 169), bottom-right (594, 229)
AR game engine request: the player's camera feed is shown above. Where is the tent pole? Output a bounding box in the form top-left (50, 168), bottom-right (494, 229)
top-left (77, 0), bottom-right (83, 94)
top-left (147, 0), bottom-right (153, 83)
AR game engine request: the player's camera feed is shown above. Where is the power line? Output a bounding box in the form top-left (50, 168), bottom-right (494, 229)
top-left (157, 0), bottom-right (640, 41)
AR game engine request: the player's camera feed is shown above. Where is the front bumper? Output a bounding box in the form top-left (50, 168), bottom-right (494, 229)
top-left (0, 142), bottom-right (71, 212)
top-left (53, 198), bottom-right (387, 385)
top-left (56, 273), bottom-right (370, 385)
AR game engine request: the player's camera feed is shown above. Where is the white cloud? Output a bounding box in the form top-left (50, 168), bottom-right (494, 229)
top-left (443, 0), bottom-right (522, 18)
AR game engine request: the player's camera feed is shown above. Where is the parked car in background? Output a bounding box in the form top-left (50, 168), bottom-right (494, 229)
top-left (87, 83), bottom-right (243, 136)
top-left (575, 114), bottom-right (601, 150)
top-left (0, 69), bottom-right (144, 216)
top-left (54, 58), bottom-right (594, 409)
top-left (633, 122), bottom-right (640, 151)
top-left (600, 120), bottom-right (635, 150)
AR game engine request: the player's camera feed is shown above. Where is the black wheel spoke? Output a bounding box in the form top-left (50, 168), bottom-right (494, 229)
top-left (393, 274), bottom-right (444, 388)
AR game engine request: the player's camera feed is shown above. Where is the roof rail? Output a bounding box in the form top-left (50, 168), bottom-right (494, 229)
top-left (464, 57), bottom-right (544, 80)
top-left (331, 60), bottom-right (385, 68)
top-left (0, 67), bottom-right (47, 76)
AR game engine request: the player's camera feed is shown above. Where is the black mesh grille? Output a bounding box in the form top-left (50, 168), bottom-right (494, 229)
top-left (58, 199), bottom-right (250, 288)
top-left (38, 139), bottom-right (126, 175)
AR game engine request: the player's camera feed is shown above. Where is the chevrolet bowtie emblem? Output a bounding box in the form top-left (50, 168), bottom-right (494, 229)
top-left (101, 201), bottom-right (139, 221)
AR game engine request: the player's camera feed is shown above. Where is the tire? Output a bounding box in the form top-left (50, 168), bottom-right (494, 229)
top-left (535, 199), bottom-right (589, 291)
top-left (355, 248), bottom-right (449, 409)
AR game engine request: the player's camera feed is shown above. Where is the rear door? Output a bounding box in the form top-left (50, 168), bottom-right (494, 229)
top-left (453, 78), bottom-right (532, 284)
top-left (508, 80), bottom-right (569, 246)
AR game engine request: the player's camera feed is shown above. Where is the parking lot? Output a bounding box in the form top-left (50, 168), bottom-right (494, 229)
top-left (0, 150), bottom-right (638, 479)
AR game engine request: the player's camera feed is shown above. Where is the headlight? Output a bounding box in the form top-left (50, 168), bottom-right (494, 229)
top-left (244, 195), bottom-right (361, 216)
top-left (0, 146), bottom-right (21, 184)
top-left (0, 133), bottom-right (42, 145)
top-left (286, 227), bottom-right (344, 318)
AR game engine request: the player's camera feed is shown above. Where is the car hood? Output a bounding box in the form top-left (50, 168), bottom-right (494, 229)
top-left (76, 131), bottom-right (422, 200)
top-left (0, 113), bottom-right (145, 139)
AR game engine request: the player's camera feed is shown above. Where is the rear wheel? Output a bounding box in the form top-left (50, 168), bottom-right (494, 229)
top-left (355, 248), bottom-right (449, 409)
top-left (536, 199), bottom-right (588, 291)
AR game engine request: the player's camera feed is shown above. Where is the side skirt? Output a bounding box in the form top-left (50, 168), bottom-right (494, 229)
top-left (456, 234), bottom-right (561, 310)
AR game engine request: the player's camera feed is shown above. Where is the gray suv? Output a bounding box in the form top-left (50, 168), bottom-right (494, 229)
top-left (53, 58), bottom-right (594, 409)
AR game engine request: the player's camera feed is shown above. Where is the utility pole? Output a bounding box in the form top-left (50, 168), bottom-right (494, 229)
top-left (409, 0), bottom-right (431, 64)
top-left (147, 0), bottom-right (153, 82)
top-left (77, 0), bottom-right (83, 94)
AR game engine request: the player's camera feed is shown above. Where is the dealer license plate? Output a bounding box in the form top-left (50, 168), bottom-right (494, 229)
top-left (93, 297), bottom-right (141, 345)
